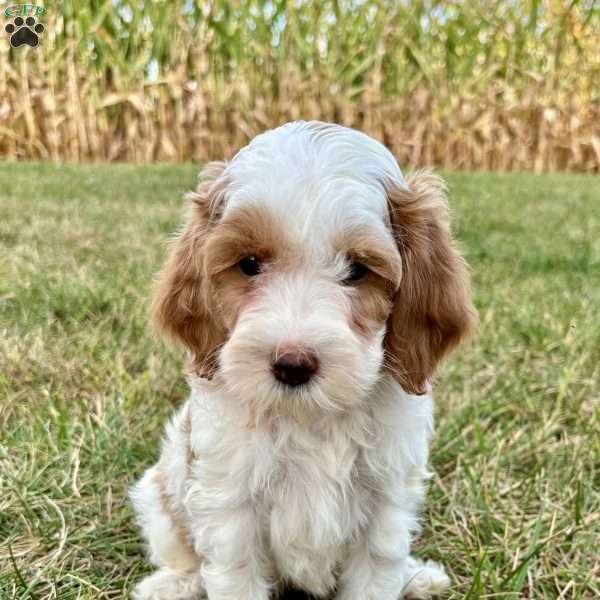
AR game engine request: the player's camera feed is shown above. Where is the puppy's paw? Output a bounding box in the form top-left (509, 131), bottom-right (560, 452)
top-left (402, 558), bottom-right (450, 599)
top-left (132, 568), bottom-right (204, 600)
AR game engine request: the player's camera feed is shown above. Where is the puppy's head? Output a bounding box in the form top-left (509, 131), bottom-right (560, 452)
top-left (153, 122), bottom-right (476, 422)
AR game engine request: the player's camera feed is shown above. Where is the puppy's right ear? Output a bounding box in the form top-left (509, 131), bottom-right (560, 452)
top-left (151, 162), bottom-right (228, 376)
top-left (384, 170), bottom-right (477, 394)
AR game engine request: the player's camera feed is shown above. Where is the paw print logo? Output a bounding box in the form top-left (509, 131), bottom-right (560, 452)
top-left (5, 16), bottom-right (45, 48)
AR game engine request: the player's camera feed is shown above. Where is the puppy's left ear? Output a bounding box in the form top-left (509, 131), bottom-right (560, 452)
top-left (384, 170), bottom-right (477, 394)
top-left (151, 162), bottom-right (228, 376)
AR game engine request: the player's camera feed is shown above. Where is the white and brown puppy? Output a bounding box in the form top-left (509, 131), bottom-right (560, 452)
top-left (131, 121), bottom-right (476, 600)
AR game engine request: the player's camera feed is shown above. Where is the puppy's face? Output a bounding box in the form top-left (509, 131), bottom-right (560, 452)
top-left (153, 123), bottom-right (476, 421)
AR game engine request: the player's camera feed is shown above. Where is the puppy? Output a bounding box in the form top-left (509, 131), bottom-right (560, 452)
top-left (131, 121), bottom-right (476, 600)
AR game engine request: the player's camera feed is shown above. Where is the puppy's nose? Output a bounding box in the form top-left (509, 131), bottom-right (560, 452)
top-left (272, 349), bottom-right (319, 387)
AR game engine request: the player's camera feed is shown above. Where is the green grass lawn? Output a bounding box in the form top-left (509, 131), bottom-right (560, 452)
top-left (1, 162), bottom-right (599, 599)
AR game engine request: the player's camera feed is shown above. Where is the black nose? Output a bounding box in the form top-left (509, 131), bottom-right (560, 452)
top-left (272, 352), bottom-right (319, 387)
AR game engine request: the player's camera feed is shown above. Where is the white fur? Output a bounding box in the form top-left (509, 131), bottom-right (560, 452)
top-left (131, 122), bottom-right (451, 599)
top-left (224, 121), bottom-right (399, 254)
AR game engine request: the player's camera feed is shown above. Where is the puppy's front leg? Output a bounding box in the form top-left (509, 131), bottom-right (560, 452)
top-left (198, 503), bottom-right (272, 600)
top-left (336, 498), bottom-right (449, 600)
top-left (336, 501), bottom-right (412, 600)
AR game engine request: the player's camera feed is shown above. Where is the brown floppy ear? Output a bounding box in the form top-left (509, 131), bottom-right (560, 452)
top-left (384, 170), bottom-right (477, 394)
top-left (151, 162), bottom-right (228, 376)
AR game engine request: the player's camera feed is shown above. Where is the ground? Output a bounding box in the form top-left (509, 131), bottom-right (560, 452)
top-left (0, 162), bottom-right (599, 599)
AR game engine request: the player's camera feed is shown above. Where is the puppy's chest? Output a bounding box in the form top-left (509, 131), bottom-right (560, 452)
top-left (255, 431), bottom-right (368, 550)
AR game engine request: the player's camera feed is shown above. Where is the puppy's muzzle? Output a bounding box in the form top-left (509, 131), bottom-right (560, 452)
top-left (271, 347), bottom-right (319, 387)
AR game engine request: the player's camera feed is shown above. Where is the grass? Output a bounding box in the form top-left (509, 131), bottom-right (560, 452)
top-left (0, 161), bottom-right (599, 599)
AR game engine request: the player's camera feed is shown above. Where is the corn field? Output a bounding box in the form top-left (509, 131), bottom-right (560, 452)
top-left (1, 0), bottom-right (599, 171)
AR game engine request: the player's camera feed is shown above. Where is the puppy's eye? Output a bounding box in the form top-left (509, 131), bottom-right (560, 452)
top-left (344, 261), bottom-right (369, 284)
top-left (239, 255), bottom-right (262, 277)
